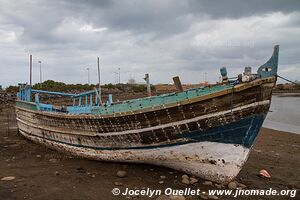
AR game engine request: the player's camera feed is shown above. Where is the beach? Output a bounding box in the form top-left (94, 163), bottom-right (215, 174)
top-left (0, 104), bottom-right (299, 200)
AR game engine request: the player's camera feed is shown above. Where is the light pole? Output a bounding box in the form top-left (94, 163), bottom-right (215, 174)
top-left (114, 72), bottom-right (118, 84)
top-left (38, 61), bottom-right (42, 84)
top-left (118, 67), bottom-right (121, 84)
top-left (87, 67), bottom-right (90, 85)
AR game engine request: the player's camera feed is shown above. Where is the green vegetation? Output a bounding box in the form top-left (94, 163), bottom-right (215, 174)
top-left (275, 82), bottom-right (300, 91)
top-left (5, 80), bottom-right (155, 94)
top-left (5, 85), bottom-right (19, 93)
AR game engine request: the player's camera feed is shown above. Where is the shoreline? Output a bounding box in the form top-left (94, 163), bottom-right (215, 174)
top-left (263, 121), bottom-right (300, 135)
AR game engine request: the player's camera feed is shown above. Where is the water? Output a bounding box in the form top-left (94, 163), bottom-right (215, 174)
top-left (263, 95), bottom-right (300, 134)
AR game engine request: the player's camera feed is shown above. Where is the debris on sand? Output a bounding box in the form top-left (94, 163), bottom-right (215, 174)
top-left (181, 175), bottom-right (190, 185)
top-left (190, 177), bottom-right (198, 184)
top-left (228, 181), bottom-right (237, 189)
top-left (156, 195), bottom-right (186, 200)
top-left (76, 167), bottom-right (86, 173)
top-left (116, 170), bottom-right (127, 178)
top-left (156, 195), bottom-right (170, 200)
top-left (203, 181), bottom-right (213, 186)
top-left (181, 178), bottom-right (190, 184)
top-left (114, 182), bottom-right (123, 186)
top-left (259, 169), bottom-right (271, 178)
top-left (181, 174), bottom-right (189, 179)
top-left (1, 176), bottom-right (16, 181)
top-left (49, 158), bottom-right (58, 163)
top-left (169, 195), bottom-right (185, 200)
top-left (199, 193), bottom-right (219, 199)
top-left (181, 174), bottom-right (198, 185)
top-left (237, 182), bottom-right (247, 189)
top-left (214, 183), bottom-right (223, 189)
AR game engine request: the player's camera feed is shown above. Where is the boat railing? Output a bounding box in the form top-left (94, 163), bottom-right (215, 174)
top-left (17, 84), bottom-right (104, 113)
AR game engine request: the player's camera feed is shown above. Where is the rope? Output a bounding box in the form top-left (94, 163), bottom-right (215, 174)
top-left (277, 75), bottom-right (300, 85)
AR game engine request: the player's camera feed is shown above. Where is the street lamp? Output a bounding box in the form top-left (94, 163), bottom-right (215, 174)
top-left (114, 72), bottom-right (118, 84)
top-left (118, 67), bottom-right (121, 84)
top-left (86, 68), bottom-right (90, 85)
top-left (38, 61), bottom-right (42, 84)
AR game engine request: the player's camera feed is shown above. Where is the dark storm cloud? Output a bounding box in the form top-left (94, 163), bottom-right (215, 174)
top-left (188, 0), bottom-right (300, 18)
top-left (0, 0), bottom-right (300, 87)
top-left (52, 0), bottom-right (300, 33)
top-left (3, 0), bottom-right (300, 44)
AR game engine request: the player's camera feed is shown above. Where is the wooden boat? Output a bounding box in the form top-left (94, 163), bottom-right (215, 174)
top-left (15, 45), bottom-right (279, 183)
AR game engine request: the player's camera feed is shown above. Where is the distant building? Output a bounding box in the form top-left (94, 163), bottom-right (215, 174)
top-left (0, 85), bottom-right (2, 90)
top-left (127, 78), bottom-right (136, 84)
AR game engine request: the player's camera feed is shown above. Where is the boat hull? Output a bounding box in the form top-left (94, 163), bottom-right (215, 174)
top-left (20, 130), bottom-right (250, 183)
top-left (17, 108), bottom-right (266, 183)
top-left (15, 78), bottom-right (275, 183)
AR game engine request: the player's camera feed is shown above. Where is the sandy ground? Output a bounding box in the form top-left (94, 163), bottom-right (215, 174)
top-left (0, 104), bottom-right (299, 200)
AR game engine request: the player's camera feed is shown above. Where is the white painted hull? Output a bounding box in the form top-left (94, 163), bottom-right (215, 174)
top-left (20, 130), bottom-right (249, 183)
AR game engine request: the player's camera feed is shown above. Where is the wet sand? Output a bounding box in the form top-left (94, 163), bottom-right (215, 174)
top-left (0, 104), bottom-right (299, 200)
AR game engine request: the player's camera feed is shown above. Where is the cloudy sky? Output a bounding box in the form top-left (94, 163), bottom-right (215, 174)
top-left (0, 0), bottom-right (300, 87)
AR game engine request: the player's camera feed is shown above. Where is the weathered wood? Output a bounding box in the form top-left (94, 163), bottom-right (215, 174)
top-left (173, 76), bottom-right (184, 92)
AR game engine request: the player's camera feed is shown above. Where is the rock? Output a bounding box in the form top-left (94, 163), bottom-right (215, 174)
top-left (76, 167), bottom-right (86, 173)
top-left (181, 174), bottom-right (189, 179)
top-left (190, 177), bottom-right (198, 184)
top-left (254, 149), bottom-right (262, 153)
top-left (207, 195), bottom-right (219, 199)
top-left (1, 176), bottom-right (16, 181)
top-left (156, 195), bottom-right (170, 200)
top-left (49, 158), bottom-right (58, 163)
top-left (228, 181), bottom-right (237, 189)
top-left (181, 177), bottom-right (190, 185)
top-left (54, 171), bottom-right (59, 176)
top-left (91, 174), bottom-right (96, 178)
top-left (181, 174), bottom-right (190, 184)
top-left (203, 181), bottom-right (213, 186)
top-left (199, 193), bottom-right (209, 199)
top-left (169, 171), bottom-right (174, 174)
top-left (237, 182), bottom-right (246, 189)
top-left (36, 155), bottom-right (41, 158)
top-left (114, 182), bottom-right (123, 186)
top-left (214, 184), bottom-right (222, 189)
top-left (159, 180), bottom-right (164, 184)
top-left (170, 195), bottom-right (185, 200)
top-left (116, 170), bottom-right (127, 178)
top-left (160, 175), bottom-right (166, 179)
